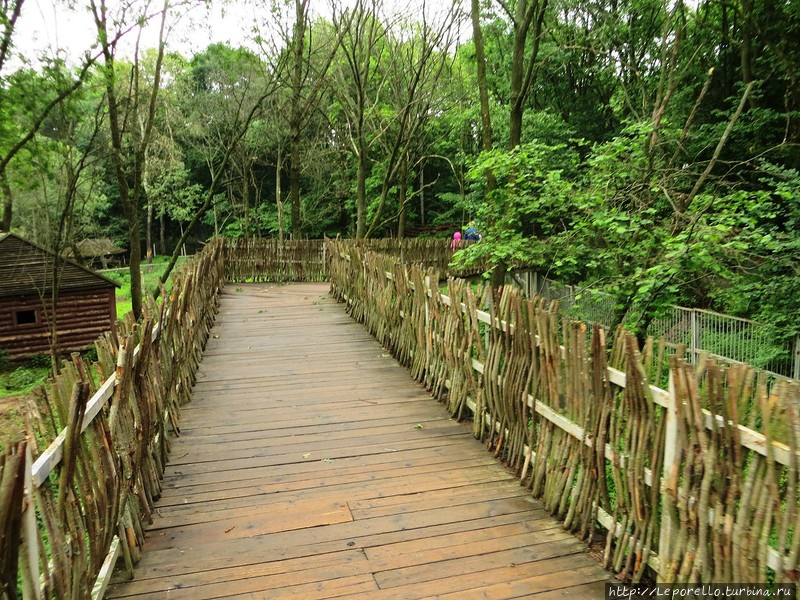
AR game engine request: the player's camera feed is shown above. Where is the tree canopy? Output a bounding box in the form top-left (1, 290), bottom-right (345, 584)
top-left (1, 0), bottom-right (798, 363)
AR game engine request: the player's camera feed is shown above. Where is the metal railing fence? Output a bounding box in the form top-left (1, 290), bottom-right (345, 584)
top-left (509, 270), bottom-right (800, 380)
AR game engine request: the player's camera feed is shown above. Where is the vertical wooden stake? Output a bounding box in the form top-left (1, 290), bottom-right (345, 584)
top-left (21, 443), bottom-right (43, 600)
top-left (658, 369), bottom-right (679, 582)
top-left (424, 275), bottom-right (432, 372)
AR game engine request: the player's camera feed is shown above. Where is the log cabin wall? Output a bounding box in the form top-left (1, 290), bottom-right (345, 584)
top-left (0, 288), bottom-right (117, 359)
top-left (1, 232), bottom-right (120, 360)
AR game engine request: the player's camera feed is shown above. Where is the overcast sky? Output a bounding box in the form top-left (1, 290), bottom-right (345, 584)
top-left (13, 0), bottom-right (266, 67)
top-left (11, 0), bottom-right (452, 69)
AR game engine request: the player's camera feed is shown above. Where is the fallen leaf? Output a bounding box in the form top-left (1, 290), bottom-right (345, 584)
top-left (414, 423), bottom-right (424, 429)
top-left (303, 452), bottom-right (311, 458)
top-left (321, 458), bottom-right (334, 463)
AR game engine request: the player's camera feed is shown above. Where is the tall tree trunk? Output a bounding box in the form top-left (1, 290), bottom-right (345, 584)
top-left (0, 171), bottom-right (12, 232)
top-left (501, 0), bottom-right (548, 293)
top-left (509, 0), bottom-right (548, 149)
top-left (91, 0), bottom-right (168, 320)
top-left (720, 0), bottom-right (732, 98)
top-left (289, 0), bottom-right (306, 239)
top-left (243, 159), bottom-right (250, 237)
top-left (276, 146), bottom-right (284, 240)
top-left (290, 130), bottom-right (301, 238)
top-left (49, 153), bottom-right (86, 374)
top-left (397, 157), bottom-right (408, 238)
top-left (146, 189), bottom-right (154, 261)
top-left (471, 0), bottom-right (494, 155)
top-left (741, 0), bottom-right (754, 88)
top-left (356, 145), bottom-right (367, 238)
top-left (159, 211), bottom-right (166, 255)
top-left (419, 169), bottom-right (424, 226)
top-left (126, 205), bottom-right (144, 319)
top-left (509, 25), bottom-right (526, 150)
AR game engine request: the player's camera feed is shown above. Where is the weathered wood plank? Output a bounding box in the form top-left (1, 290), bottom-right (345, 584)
top-left (155, 460), bottom-right (510, 515)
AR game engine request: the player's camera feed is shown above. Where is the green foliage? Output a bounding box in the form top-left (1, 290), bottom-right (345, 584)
top-left (28, 354), bottom-right (52, 370)
top-left (456, 138), bottom-right (579, 277)
top-left (104, 258), bottom-right (185, 318)
top-left (1, 0), bottom-right (796, 354)
top-left (0, 366), bottom-right (49, 398)
top-left (707, 163), bottom-right (800, 348)
top-left (7, 368), bottom-right (39, 389)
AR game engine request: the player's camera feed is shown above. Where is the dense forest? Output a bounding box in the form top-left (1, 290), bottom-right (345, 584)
top-left (1, 0), bottom-right (798, 360)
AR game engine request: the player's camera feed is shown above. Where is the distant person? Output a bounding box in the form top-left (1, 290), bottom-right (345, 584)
top-left (464, 225), bottom-right (481, 241)
top-left (451, 231), bottom-right (462, 252)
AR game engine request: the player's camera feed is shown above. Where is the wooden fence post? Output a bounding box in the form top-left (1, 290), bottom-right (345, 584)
top-left (21, 443), bottom-right (42, 600)
top-left (657, 369), bottom-right (679, 581)
top-left (424, 275), bottom-right (432, 371)
top-left (793, 334), bottom-right (800, 381)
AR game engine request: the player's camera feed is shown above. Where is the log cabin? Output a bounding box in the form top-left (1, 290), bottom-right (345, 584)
top-left (0, 232), bottom-right (120, 360)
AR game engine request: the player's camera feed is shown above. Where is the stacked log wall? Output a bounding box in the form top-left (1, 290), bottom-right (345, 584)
top-left (0, 289), bottom-right (116, 359)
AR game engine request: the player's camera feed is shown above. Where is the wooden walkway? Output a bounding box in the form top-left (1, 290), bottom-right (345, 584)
top-left (108, 283), bottom-right (609, 599)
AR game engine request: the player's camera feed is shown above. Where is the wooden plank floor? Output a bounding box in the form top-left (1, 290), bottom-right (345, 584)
top-left (108, 282), bottom-right (609, 599)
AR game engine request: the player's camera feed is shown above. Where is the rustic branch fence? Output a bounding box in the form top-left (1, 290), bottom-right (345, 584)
top-left (325, 239), bottom-right (800, 585)
top-left (222, 237), bottom-right (484, 283)
top-left (0, 238), bottom-right (224, 599)
top-left (3, 236), bottom-right (799, 598)
top-left (223, 238), bottom-right (327, 282)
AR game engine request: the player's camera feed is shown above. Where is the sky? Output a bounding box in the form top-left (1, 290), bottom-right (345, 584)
top-left (10, 0), bottom-right (450, 70)
top-left (12, 0), bottom-right (259, 67)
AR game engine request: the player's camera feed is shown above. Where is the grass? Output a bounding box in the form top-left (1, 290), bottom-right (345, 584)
top-left (101, 256), bottom-right (187, 318)
top-left (0, 363), bottom-right (50, 446)
top-left (0, 365), bottom-right (50, 399)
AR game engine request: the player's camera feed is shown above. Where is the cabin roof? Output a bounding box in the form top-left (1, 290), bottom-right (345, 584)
top-left (72, 237), bottom-right (126, 258)
top-left (0, 232), bottom-right (120, 298)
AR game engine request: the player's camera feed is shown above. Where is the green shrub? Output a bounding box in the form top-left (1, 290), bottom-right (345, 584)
top-left (7, 368), bottom-right (40, 389)
top-left (28, 354), bottom-right (52, 370)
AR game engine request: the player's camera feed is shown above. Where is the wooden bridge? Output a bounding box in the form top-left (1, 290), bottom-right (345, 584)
top-left (106, 283), bottom-right (608, 598)
top-left (5, 239), bottom-right (799, 599)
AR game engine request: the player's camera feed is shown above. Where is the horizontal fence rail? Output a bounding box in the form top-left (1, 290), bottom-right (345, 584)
top-left (326, 239), bottom-right (800, 585)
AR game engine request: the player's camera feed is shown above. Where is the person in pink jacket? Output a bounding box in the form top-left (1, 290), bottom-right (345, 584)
top-left (451, 231), bottom-right (462, 252)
